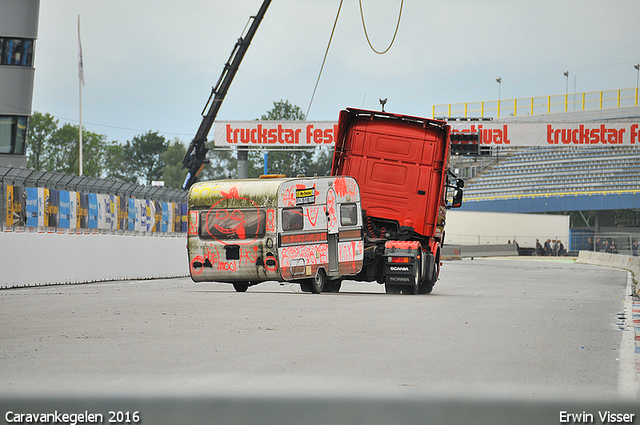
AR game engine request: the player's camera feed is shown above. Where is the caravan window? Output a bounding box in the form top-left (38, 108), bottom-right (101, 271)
top-left (340, 203), bottom-right (358, 226)
top-left (282, 208), bottom-right (303, 231)
top-left (200, 208), bottom-right (265, 240)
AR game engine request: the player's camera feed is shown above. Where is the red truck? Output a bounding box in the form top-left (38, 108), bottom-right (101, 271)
top-left (331, 108), bottom-right (464, 294)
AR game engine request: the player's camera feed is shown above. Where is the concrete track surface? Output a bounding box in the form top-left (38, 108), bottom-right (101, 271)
top-left (1, 258), bottom-right (639, 424)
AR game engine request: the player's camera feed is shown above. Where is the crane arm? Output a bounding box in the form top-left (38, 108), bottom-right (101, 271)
top-left (182, 0), bottom-right (271, 190)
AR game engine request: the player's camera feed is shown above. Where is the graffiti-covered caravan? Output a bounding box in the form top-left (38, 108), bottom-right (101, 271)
top-left (187, 177), bottom-right (363, 293)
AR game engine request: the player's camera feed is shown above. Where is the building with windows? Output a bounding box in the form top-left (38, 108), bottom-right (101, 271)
top-left (0, 0), bottom-right (40, 167)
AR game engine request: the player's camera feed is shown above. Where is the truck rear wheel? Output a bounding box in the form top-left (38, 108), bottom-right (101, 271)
top-left (385, 284), bottom-right (401, 294)
top-left (402, 272), bottom-right (420, 295)
top-left (418, 280), bottom-right (434, 295)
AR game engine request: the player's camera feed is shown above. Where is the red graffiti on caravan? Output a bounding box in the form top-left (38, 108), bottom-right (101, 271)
top-left (333, 177), bottom-right (358, 198)
top-left (280, 243), bottom-right (329, 266)
top-left (205, 186), bottom-right (262, 245)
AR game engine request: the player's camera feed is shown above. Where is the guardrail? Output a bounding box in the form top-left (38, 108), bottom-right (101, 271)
top-left (434, 87), bottom-right (639, 119)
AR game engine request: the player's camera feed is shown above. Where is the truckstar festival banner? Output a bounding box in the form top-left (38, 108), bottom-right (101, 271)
top-left (214, 121), bottom-right (640, 147)
top-left (448, 122), bottom-right (640, 146)
top-left (214, 121), bottom-right (338, 147)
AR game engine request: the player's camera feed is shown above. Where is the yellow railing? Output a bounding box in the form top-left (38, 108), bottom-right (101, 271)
top-left (433, 87), bottom-right (640, 119)
top-left (464, 188), bottom-right (640, 203)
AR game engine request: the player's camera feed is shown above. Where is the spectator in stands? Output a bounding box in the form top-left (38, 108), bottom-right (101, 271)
top-left (588, 238), bottom-right (594, 252)
top-left (608, 241), bottom-right (617, 254)
top-left (536, 239), bottom-right (543, 256)
top-left (595, 238), bottom-right (602, 252)
top-left (603, 240), bottom-right (610, 253)
top-left (632, 241), bottom-right (638, 257)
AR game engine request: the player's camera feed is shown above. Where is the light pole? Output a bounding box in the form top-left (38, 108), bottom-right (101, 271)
top-left (635, 64), bottom-right (640, 106)
top-left (496, 78), bottom-right (501, 117)
top-left (563, 71), bottom-right (569, 111)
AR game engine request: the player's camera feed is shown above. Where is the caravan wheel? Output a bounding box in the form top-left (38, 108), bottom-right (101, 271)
top-left (309, 269), bottom-right (326, 294)
top-left (233, 282), bottom-right (249, 292)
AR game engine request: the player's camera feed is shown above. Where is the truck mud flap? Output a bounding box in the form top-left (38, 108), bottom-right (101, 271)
top-left (384, 263), bottom-right (415, 286)
top-left (423, 252), bottom-right (435, 284)
top-left (386, 274), bottom-right (414, 286)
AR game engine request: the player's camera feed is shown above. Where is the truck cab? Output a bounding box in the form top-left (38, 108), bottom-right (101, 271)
top-left (331, 108), bottom-right (463, 294)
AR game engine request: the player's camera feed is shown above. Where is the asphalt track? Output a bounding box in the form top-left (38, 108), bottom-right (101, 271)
top-left (1, 257), bottom-right (636, 400)
top-left (2, 258), bottom-right (640, 425)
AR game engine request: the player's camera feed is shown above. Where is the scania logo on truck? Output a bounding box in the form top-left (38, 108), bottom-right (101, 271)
top-left (389, 276), bottom-right (410, 282)
top-left (389, 266), bottom-right (410, 272)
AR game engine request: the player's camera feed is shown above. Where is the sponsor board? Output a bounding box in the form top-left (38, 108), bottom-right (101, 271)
top-left (214, 121), bottom-right (338, 147)
top-left (214, 121), bottom-right (640, 147)
top-left (449, 122), bottom-right (640, 146)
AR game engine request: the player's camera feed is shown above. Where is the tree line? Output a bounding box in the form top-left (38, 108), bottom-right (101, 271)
top-left (25, 101), bottom-right (333, 189)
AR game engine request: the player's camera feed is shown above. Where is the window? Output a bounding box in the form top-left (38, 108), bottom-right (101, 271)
top-left (282, 208), bottom-right (303, 231)
top-left (199, 208), bottom-right (266, 241)
top-left (14, 117), bottom-right (27, 154)
top-left (0, 117), bottom-right (12, 153)
top-left (0, 116), bottom-right (28, 154)
top-left (340, 203), bottom-right (358, 226)
top-left (1, 38), bottom-right (34, 67)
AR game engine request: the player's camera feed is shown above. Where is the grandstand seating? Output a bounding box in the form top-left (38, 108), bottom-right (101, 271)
top-left (462, 146), bottom-right (640, 199)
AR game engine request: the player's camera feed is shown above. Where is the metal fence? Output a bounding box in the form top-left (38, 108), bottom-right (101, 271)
top-left (433, 87), bottom-right (639, 119)
top-left (1, 166), bottom-right (189, 235)
top-left (570, 231), bottom-right (639, 257)
top-left (0, 166), bottom-right (187, 201)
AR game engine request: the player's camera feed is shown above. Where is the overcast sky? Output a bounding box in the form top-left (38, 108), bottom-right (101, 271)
top-left (32, 0), bottom-right (640, 144)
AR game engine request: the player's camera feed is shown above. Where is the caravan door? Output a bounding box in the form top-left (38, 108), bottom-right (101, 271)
top-left (326, 186), bottom-right (339, 273)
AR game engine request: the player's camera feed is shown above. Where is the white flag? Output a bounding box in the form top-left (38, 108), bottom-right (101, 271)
top-left (78, 15), bottom-right (85, 86)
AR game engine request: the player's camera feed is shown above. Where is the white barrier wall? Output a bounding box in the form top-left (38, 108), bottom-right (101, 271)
top-left (445, 210), bottom-right (570, 249)
top-left (576, 250), bottom-right (640, 296)
top-left (441, 244), bottom-right (518, 259)
top-left (0, 233), bottom-right (189, 288)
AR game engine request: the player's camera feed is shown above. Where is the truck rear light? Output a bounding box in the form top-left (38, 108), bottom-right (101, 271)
top-left (390, 256), bottom-right (411, 263)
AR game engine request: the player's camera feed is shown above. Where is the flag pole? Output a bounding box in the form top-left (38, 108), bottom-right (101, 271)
top-left (78, 15), bottom-right (84, 176)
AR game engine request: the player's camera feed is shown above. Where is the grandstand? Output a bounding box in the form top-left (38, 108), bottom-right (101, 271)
top-left (463, 145), bottom-right (640, 198)
top-left (444, 104), bottom-right (640, 254)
